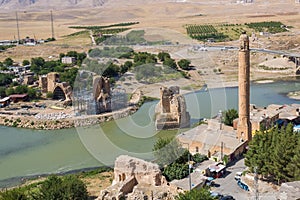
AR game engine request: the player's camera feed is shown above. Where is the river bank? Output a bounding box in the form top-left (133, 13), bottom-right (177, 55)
top-left (0, 106), bottom-right (138, 130)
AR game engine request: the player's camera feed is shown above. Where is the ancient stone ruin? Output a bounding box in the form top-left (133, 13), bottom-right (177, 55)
top-left (98, 155), bottom-right (178, 200)
top-left (39, 72), bottom-right (72, 103)
top-left (155, 86), bottom-right (190, 130)
top-left (93, 76), bottom-right (111, 113)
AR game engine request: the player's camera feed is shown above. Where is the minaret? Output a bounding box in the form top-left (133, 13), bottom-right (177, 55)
top-left (237, 32), bottom-right (252, 142)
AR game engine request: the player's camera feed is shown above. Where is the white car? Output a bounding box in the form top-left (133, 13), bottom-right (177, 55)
top-left (234, 171), bottom-right (242, 180)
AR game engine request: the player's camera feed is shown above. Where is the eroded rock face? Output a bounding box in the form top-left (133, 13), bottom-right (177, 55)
top-left (113, 155), bottom-right (163, 187)
top-left (97, 155), bottom-right (178, 200)
top-left (155, 86), bottom-right (190, 130)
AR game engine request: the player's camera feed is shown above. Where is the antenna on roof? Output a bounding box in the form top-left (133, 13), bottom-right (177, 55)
top-left (50, 10), bottom-right (55, 39)
top-left (16, 11), bottom-right (20, 44)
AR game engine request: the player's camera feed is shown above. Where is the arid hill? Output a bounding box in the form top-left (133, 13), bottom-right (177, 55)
top-left (0, 0), bottom-right (108, 9)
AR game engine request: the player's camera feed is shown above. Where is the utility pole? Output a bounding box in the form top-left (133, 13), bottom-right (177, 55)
top-left (254, 166), bottom-right (259, 200)
top-left (16, 11), bottom-right (20, 44)
top-left (221, 142), bottom-right (224, 161)
top-left (50, 10), bottom-right (55, 39)
top-left (188, 143), bottom-right (192, 191)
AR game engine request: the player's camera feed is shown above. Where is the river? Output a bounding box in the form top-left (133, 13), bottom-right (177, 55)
top-left (0, 79), bottom-right (299, 188)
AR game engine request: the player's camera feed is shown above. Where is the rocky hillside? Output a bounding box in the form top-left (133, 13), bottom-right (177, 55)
top-left (0, 0), bottom-right (108, 9)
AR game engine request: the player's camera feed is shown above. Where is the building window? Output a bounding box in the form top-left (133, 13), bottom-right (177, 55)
top-left (195, 147), bottom-right (199, 153)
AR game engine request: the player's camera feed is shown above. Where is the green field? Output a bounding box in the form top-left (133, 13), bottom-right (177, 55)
top-left (185, 21), bottom-right (289, 42)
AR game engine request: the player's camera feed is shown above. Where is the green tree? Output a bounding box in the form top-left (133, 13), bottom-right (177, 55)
top-left (163, 163), bottom-right (189, 181)
top-left (3, 57), bottom-right (13, 67)
top-left (158, 52), bottom-right (171, 62)
top-left (37, 175), bottom-right (88, 200)
top-left (223, 109), bottom-right (238, 126)
top-left (0, 188), bottom-right (27, 200)
top-left (22, 60), bottom-right (30, 66)
top-left (15, 85), bottom-right (28, 94)
top-left (163, 58), bottom-right (177, 70)
top-left (31, 57), bottom-right (45, 74)
top-left (286, 137), bottom-right (300, 181)
top-left (60, 68), bottom-right (79, 87)
top-left (178, 59), bottom-right (191, 70)
top-left (245, 124), bottom-right (299, 184)
top-left (175, 188), bottom-right (216, 200)
top-left (120, 61), bottom-right (133, 74)
top-left (192, 153), bottom-right (208, 163)
top-left (61, 175), bottom-right (89, 200)
top-left (103, 62), bottom-right (120, 77)
top-left (0, 86), bottom-right (6, 97)
top-left (27, 88), bottom-right (37, 99)
top-left (5, 87), bottom-right (15, 96)
top-left (0, 73), bottom-right (13, 86)
top-left (153, 137), bottom-right (184, 168)
top-left (272, 124), bottom-right (297, 184)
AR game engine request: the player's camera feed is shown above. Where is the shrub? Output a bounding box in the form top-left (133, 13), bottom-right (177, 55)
top-left (192, 153), bottom-right (208, 163)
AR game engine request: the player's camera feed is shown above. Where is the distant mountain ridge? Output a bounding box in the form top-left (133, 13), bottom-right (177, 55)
top-left (0, 0), bottom-right (108, 9)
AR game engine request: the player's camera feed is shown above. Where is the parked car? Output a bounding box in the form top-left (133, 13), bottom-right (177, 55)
top-left (206, 177), bottom-right (215, 186)
top-left (237, 180), bottom-right (250, 191)
top-left (220, 195), bottom-right (235, 200)
top-left (234, 171), bottom-right (242, 180)
top-left (210, 191), bottom-right (223, 199)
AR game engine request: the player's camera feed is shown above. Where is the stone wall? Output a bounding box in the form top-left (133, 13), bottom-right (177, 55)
top-left (155, 86), bottom-right (190, 130)
top-left (98, 155), bottom-right (173, 200)
top-left (93, 76), bottom-right (111, 114)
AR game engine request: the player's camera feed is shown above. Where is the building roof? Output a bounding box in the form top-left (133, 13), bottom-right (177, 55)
top-left (170, 171), bottom-right (207, 191)
top-left (9, 94), bottom-right (28, 98)
top-left (0, 97), bottom-right (10, 103)
top-left (177, 120), bottom-right (243, 156)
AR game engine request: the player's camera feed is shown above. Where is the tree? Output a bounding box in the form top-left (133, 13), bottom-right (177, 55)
top-left (22, 60), bottom-right (30, 66)
top-left (37, 175), bottom-right (88, 200)
top-left (163, 163), bottom-right (189, 181)
top-left (223, 109), bottom-right (238, 126)
top-left (192, 153), bottom-right (208, 163)
top-left (178, 59), bottom-right (191, 70)
top-left (5, 87), bottom-right (15, 96)
top-left (3, 57), bottom-right (13, 67)
top-left (31, 57), bottom-right (45, 74)
top-left (153, 137), bottom-right (185, 168)
top-left (0, 73), bottom-right (13, 86)
top-left (175, 188), bottom-right (216, 200)
top-left (163, 58), bottom-right (177, 70)
top-left (60, 68), bottom-right (79, 87)
top-left (120, 61), bottom-right (133, 74)
top-left (158, 52), bottom-right (171, 62)
top-left (61, 175), bottom-right (89, 200)
top-left (245, 124), bottom-right (299, 184)
top-left (0, 188), bottom-right (28, 200)
top-left (0, 87), bottom-right (6, 97)
top-left (286, 137), bottom-right (300, 181)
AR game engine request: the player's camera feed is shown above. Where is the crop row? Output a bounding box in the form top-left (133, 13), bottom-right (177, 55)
top-left (69, 22), bottom-right (139, 30)
top-left (186, 25), bottom-right (218, 35)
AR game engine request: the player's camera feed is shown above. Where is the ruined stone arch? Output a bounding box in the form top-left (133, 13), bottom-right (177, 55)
top-left (53, 85), bottom-right (66, 100)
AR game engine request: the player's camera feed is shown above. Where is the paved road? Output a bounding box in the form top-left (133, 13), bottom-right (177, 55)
top-left (211, 158), bottom-right (253, 200)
